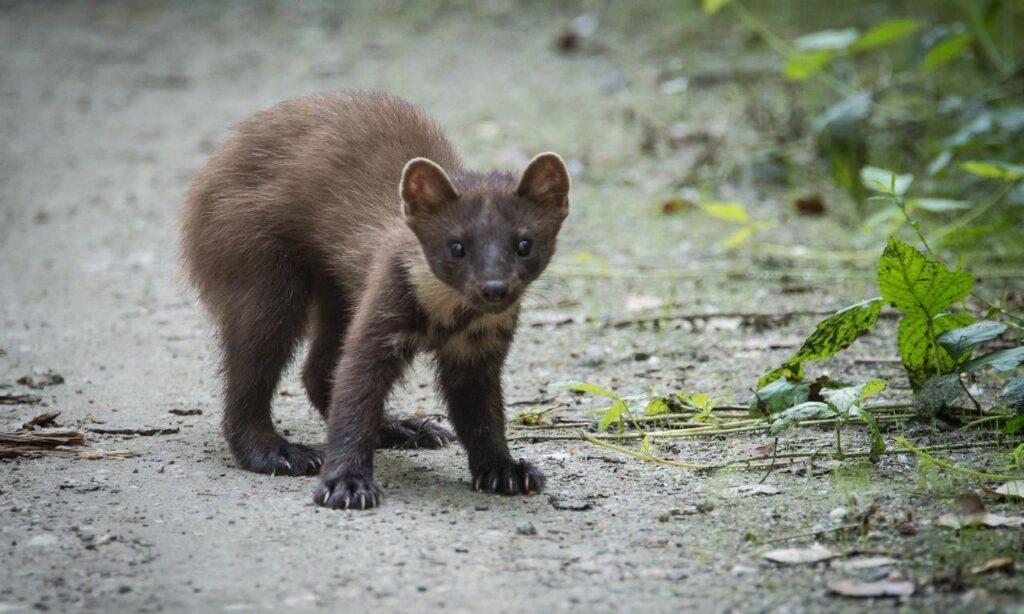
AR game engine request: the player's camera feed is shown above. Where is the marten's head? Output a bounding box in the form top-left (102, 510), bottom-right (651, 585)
top-left (401, 153), bottom-right (570, 314)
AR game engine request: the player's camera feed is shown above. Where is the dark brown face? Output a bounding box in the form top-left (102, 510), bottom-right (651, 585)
top-left (401, 154), bottom-right (570, 313)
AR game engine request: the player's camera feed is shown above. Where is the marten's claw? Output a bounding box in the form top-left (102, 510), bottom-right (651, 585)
top-left (378, 418), bottom-right (454, 450)
top-left (471, 459), bottom-right (545, 496)
top-left (314, 473), bottom-right (383, 510)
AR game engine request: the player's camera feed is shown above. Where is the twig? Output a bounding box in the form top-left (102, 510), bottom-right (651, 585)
top-left (895, 437), bottom-right (1023, 482)
top-left (759, 437), bottom-right (779, 484)
top-left (957, 374), bottom-right (983, 415)
top-left (761, 523), bottom-right (862, 545)
top-left (581, 436), bottom-right (710, 470)
top-left (604, 309), bottom-right (841, 329)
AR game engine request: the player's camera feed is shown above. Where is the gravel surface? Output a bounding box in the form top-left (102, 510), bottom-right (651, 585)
top-left (1, 3), bottom-right (1021, 612)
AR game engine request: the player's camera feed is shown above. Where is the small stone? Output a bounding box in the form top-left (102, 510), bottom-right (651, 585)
top-left (26, 534), bottom-right (58, 548)
top-left (516, 523), bottom-right (538, 536)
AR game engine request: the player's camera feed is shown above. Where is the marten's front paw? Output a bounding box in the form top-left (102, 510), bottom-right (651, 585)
top-left (313, 473), bottom-right (383, 510)
top-left (472, 459), bottom-right (545, 495)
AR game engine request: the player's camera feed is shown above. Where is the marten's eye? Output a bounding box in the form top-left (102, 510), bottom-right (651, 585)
top-left (449, 241), bottom-right (465, 258)
top-left (515, 238), bottom-right (532, 257)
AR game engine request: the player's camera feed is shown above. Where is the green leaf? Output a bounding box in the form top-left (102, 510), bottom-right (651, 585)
top-left (564, 381), bottom-right (620, 399)
top-left (752, 379), bottom-right (816, 416)
top-left (960, 161), bottom-right (1024, 181)
top-left (758, 299), bottom-right (884, 387)
top-left (721, 225), bottom-right (756, 249)
top-left (1004, 414), bottom-right (1024, 435)
top-left (703, 0), bottom-right (731, 15)
top-left (849, 407), bottom-right (886, 460)
top-left (923, 33), bottom-right (972, 72)
top-left (794, 28), bottom-right (860, 51)
top-left (678, 393), bottom-right (712, 411)
top-left (898, 311), bottom-right (975, 389)
top-left (927, 150), bottom-right (954, 176)
top-left (784, 50), bottom-right (836, 81)
top-left (860, 166), bottom-right (914, 195)
top-left (937, 321), bottom-right (1007, 361)
top-left (812, 91), bottom-right (872, 135)
top-left (822, 380), bottom-right (887, 415)
top-left (908, 198), bottom-right (970, 212)
top-left (644, 397), bottom-right (671, 416)
top-left (960, 347), bottom-right (1024, 373)
top-left (699, 201), bottom-right (749, 223)
top-left (852, 19), bottom-right (920, 51)
top-left (1002, 376), bottom-right (1024, 413)
top-left (597, 399), bottom-right (628, 430)
top-left (769, 402), bottom-right (834, 435)
top-left (877, 237), bottom-right (974, 317)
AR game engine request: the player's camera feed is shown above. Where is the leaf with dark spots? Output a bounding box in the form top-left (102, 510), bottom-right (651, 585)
top-left (758, 299), bottom-right (883, 387)
top-left (897, 311), bottom-right (975, 389)
top-left (878, 237), bottom-right (973, 317)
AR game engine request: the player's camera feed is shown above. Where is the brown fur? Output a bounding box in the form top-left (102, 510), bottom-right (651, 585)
top-left (181, 90), bottom-right (569, 509)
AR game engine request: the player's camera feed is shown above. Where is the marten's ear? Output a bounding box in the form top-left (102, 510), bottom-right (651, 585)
top-left (515, 152), bottom-right (570, 217)
top-left (401, 158), bottom-right (458, 219)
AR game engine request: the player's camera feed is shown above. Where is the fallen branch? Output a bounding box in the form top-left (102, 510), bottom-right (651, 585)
top-left (0, 429), bottom-right (86, 447)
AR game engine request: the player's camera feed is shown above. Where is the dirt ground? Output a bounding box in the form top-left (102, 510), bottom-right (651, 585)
top-left (1, 2), bottom-right (1022, 612)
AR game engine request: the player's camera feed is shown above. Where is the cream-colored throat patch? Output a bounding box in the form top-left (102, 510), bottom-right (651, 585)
top-left (403, 253), bottom-right (519, 361)
top-left (404, 254), bottom-right (470, 328)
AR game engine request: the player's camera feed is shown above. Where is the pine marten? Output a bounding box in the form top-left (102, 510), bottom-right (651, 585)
top-left (182, 90), bottom-right (570, 510)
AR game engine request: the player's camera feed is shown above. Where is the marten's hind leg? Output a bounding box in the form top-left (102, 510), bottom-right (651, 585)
top-left (302, 284), bottom-right (352, 419)
top-left (379, 417), bottom-right (454, 449)
top-left (218, 271), bottom-right (321, 476)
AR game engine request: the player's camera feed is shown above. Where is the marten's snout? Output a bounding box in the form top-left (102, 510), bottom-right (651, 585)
top-left (480, 280), bottom-right (509, 303)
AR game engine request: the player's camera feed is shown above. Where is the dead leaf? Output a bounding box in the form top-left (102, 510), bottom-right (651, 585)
top-left (970, 556), bottom-right (1015, 576)
top-left (835, 556), bottom-right (900, 571)
top-left (827, 579), bottom-right (914, 598)
top-left (937, 492), bottom-right (1024, 528)
top-left (658, 198), bottom-right (696, 216)
top-left (936, 512), bottom-right (1024, 529)
top-left (22, 410), bottom-right (61, 430)
top-left (763, 543), bottom-right (836, 565)
top-left (794, 195), bottom-right (826, 216)
top-left (994, 481), bottom-right (1024, 500)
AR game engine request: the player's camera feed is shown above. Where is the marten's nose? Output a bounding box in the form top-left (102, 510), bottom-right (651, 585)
top-left (480, 280), bottom-right (509, 303)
